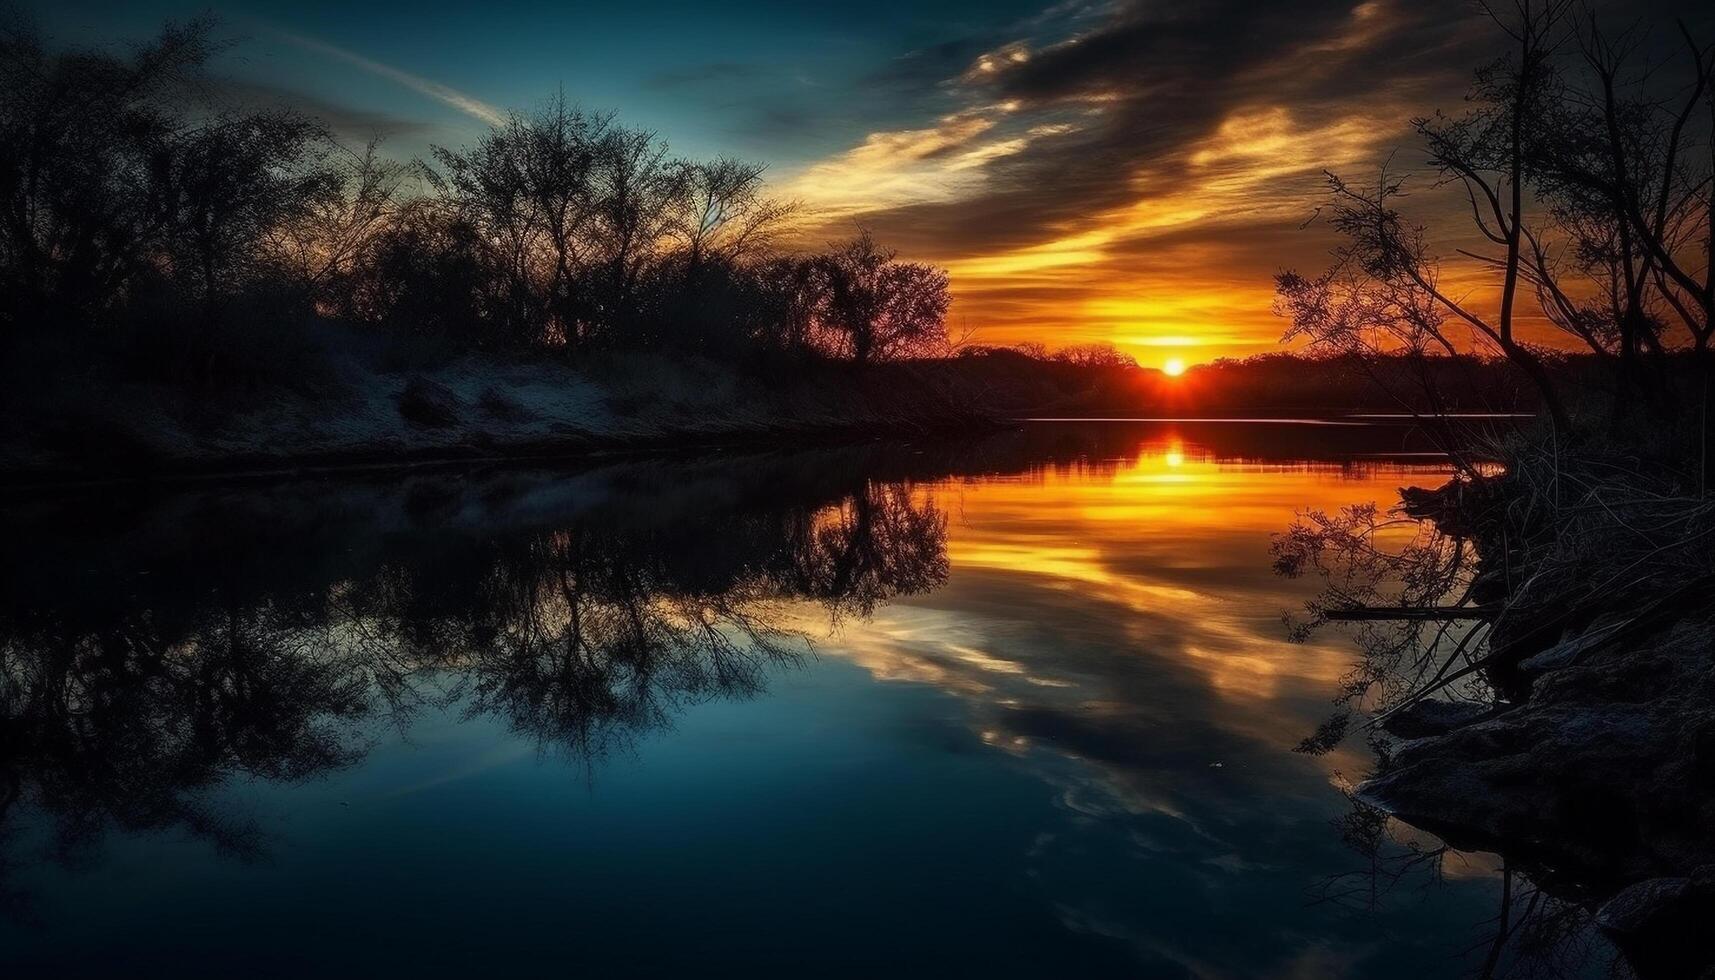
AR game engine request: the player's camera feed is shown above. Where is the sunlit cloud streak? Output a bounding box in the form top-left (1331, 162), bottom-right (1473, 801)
top-left (271, 28), bottom-right (506, 127)
top-left (779, 0), bottom-right (1488, 364)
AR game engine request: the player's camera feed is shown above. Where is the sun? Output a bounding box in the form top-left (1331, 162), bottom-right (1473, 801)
top-left (1162, 357), bottom-right (1187, 377)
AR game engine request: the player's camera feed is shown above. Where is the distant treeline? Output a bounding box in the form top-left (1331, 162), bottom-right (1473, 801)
top-left (0, 19), bottom-right (949, 390)
top-left (942, 344), bottom-right (1548, 415)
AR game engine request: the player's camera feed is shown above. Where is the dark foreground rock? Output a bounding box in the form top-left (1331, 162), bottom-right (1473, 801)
top-left (1361, 613), bottom-right (1715, 882)
top-left (1595, 870), bottom-right (1715, 978)
top-left (1379, 699), bottom-right (1496, 740)
top-left (1359, 611), bottom-right (1715, 976)
top-left (397, 376), bottom-right (463, 427)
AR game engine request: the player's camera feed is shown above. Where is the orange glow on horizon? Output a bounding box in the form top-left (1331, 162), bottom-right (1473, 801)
top-left (1162, 357), bottom-right (1187, 376)
top-left (778, 82), bottom-right (1580, 363)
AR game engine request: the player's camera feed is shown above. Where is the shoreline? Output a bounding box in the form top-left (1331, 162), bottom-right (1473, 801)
top-left (0, 410), bottom-right (1508, 493)
top-left (0, 414), bottom-right (1015, 493)
top-left (1354, 470), bottom-right (1715, 971)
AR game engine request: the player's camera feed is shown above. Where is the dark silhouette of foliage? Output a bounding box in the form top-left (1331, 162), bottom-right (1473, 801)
top-left (0, 17), bottom-right (217, 333)
top-left (1279, 0), bottom-right (1715, 484)
top-left (814, 230), bottom-right (951, 365)
top-left (1048, 342), bottom-right (1138, 370)
top-left (0, 18), bottom-right (951, 408)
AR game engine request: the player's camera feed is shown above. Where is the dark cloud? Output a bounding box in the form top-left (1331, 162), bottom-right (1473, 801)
top-left (206, 76), bottom-right (434, 144)
top-left (733, 103), bottom-right (819, 141)
top-left (859, 1), bottom-right (1118, 95)
top-left (833, 0), bottom-right (1715, 268)
top-left (818, 0), bottom-right (1485, 258)
top-left (864, 35), bottom-right (998, 91)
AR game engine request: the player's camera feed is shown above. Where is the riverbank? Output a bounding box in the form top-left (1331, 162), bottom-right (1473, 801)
top-left (4, 338), bottom-right (1550, 486)
top-left (0, 345), bottom-right (1042, 485)
top-left (1352, 435), bottom-right (1715, 976)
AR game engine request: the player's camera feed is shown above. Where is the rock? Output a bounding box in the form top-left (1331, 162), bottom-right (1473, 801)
top-left (1380, 699), bottom-right (1495, 740)
top-left (1516, 643), bottom-right (1580, 677)
top-left (1595, 872), bottom-right (1715, 979)
top-left (1518, 614), bottom-right (1632, 680)
top-left (477, 386), bottom-right (529, 423)
top-left (1359, 614), bottom-right (1715, 886)
top-left (1596, 877), bottom-right (1691, 936)
top-left (1398, 476), bottom-right (1508, 539)
top-left (397, 377), bottom-right (462, 428)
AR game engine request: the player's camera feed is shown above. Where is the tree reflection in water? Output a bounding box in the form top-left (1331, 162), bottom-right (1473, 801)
top-left (0, 462), bottom-right (949, 908)
top-left (1315, 776), bottom-right (1618, 979)
top-left (1281, 511), bottom-right (1630, 977)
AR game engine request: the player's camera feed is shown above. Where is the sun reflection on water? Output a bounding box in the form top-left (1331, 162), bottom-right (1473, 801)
top-left (802, 431), bottom-right (1478, 954)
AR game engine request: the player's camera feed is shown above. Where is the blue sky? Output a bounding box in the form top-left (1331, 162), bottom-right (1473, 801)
top-left (25, 0), bottom-right (1051, 164)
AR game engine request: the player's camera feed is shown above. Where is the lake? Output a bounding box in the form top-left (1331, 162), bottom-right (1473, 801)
top-left (0, 422), bottom-right (1617, 977)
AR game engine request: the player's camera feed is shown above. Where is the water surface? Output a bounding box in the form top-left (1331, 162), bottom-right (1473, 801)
top-left (0, 422), bottom-right (1613, 977)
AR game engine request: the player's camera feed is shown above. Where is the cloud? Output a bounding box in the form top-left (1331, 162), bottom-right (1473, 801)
top-left (269, 28), bottom-right (506, 127)
top-left (776, 107), bottom-right (1028, 218)
top-left (778, 0), bottom-right (1488, 358)
top-left (866, 36), bottom-right (998, 91)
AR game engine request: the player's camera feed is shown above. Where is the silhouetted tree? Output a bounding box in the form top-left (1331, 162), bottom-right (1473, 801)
top-left (159, 111), bottom-right (330, 313)
top-left (1278, 1), bottom-right (1576, 431)
top-left (0, 16), bottom-right (951, 399)
top-left (271, 138), bottom-right (415, 297)
top-left (0, 17), bottom-right (215, 333)
top-left (422, 95), bottom-right (813, 357)
top-left (1533, 13), bottom-right (1715, 481)
top-left (1051, 342), bottom-right (1137, 369)
top-left (430, 95), bottom-right (611, 347)
top-left (674, 158), bottom-right (790, 276)
top-left (815, 231), bottom-right (950, 365)
top-left (752, 255), bottom-right (824, 354)
top-left (0, 16), bottom-right (349, 388)
top-left (1281, 1), bottom-right (1715, 479)
top-left (338, 200), bottom-right (503, 342)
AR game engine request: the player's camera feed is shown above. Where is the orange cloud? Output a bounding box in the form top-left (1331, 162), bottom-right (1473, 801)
top-left (768, 0), bottom-right (1520, 370)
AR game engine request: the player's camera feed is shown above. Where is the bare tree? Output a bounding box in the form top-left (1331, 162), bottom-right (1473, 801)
top-left (0, 16), bottom-right (216, 331)
top-left (815, 231), bottom-right (950, 365)
top-left (1051, 342), bottom-right (1138, 369)
top-left (674, 158), bottom-right (792, 274)
top-left (1281, 3), bottom-right (1589, 432)
top-left (159, 109), bottom-right (330, 308)
top-left (0, 16), bottom-right (953, 380)
top-left (430, 95), bottom-right (621, 347)
top-left (1529, 14), bottom-right (1715, 483)
top-left (587, 125), bottom-right (686, 340)
top-left (270, 138), bottom-right (416, 297)
top-left (337, 199), bottom-right (502, 341)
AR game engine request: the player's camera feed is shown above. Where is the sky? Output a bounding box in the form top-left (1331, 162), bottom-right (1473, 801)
top-left (18, 0), bottom-right (1711, 368)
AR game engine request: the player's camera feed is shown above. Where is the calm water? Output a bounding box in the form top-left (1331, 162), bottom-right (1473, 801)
top-left (0, 423), bottom-right (1616, 977)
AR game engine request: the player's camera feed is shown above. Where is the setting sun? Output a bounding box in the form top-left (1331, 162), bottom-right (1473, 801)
top-left (1163, 357), bottom-right (1187, 377)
